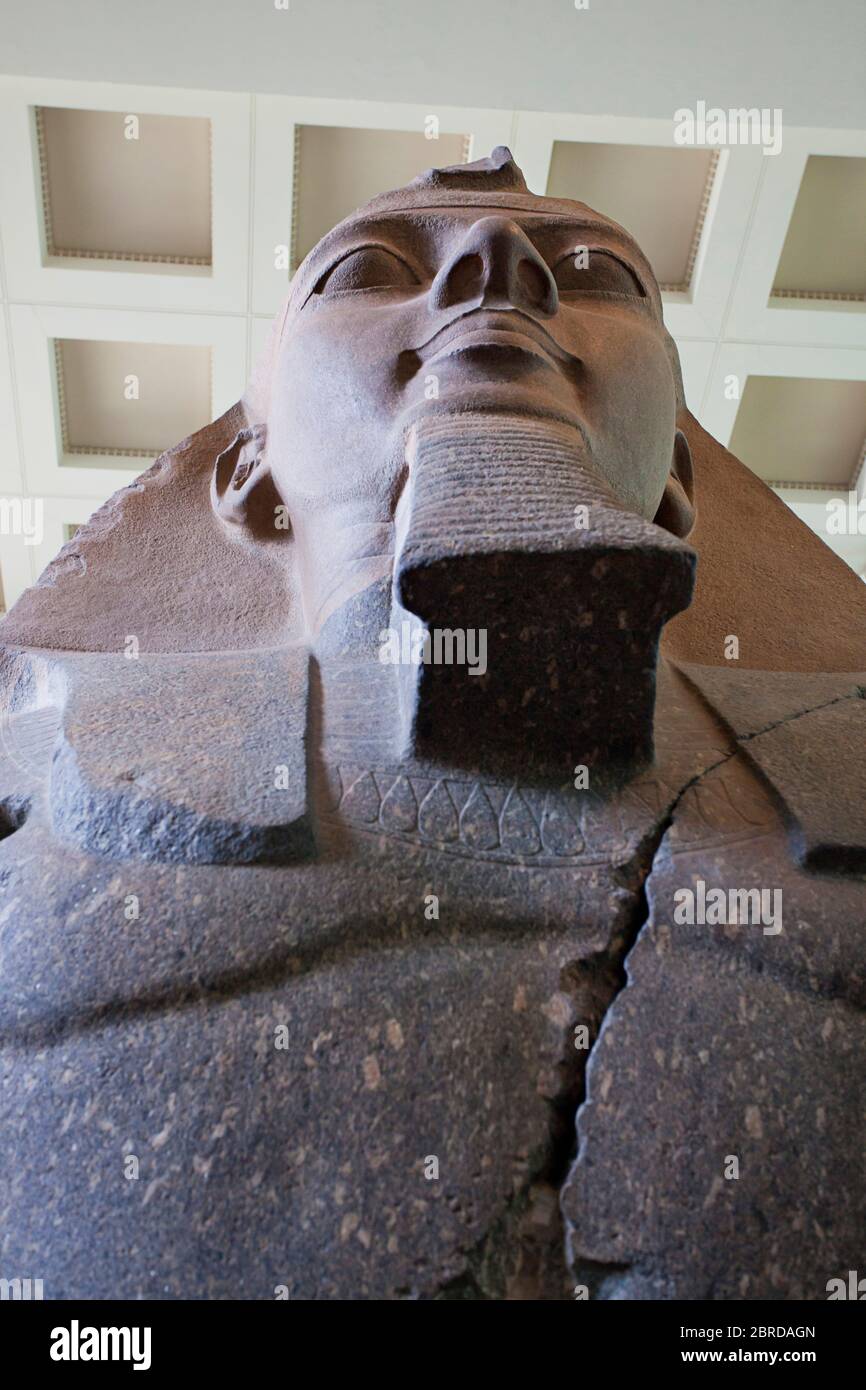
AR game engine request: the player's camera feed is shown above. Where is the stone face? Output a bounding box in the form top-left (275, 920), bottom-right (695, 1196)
top-left (1, 148), bottom-right (865, 1301)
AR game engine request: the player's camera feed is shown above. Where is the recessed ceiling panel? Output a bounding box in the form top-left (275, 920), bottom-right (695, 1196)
top-left (546, 141), bottom-right (715, 289)
top-left (293, 125), bottom-right (468, 267)
top-left (773, 155), bottom-right (866, 299)
top-left (56, 339), bottom-right (212, 460)
top-left (729, 375), bottom-right (866, 486)
top-left (37, 107), bottom-right (212, 265)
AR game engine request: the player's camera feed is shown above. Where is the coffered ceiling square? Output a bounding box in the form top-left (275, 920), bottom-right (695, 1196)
top-left (37, 106), bottom-right (212, 267)
top-left (773, 154), bottom-right (866, 301)
top-left (730, 374), bottom-right (866, 486)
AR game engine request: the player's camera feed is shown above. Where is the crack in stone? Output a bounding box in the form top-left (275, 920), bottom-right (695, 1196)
top-left (553, 745), bottom-right (743, 1299)
top-left (735, 688), bottom-right (866, 746)
top-left (677, 673), bottom-right (866, 878)
top-left (433, 746), bottom-right (743, 1301)
top-left (675, 664), bottom-right (865, 751)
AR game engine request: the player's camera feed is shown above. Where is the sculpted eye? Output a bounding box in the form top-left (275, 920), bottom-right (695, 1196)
top-left (553, 249), bottom-right (645, 298)
top-left (313, 246), bottom-right (420, 296)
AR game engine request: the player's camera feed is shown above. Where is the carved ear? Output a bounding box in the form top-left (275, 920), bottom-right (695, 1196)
top-left (210, 424), bottom-right (289, 540)
top-left (654, 428), bottom-right (695, 539)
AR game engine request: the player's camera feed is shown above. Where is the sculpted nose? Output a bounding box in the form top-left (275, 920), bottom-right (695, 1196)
top-left (429, 216), bottom-right (558, 317)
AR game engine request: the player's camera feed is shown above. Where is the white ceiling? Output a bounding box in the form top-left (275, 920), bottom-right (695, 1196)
top-left (1, 0), bottom-right (864, 129)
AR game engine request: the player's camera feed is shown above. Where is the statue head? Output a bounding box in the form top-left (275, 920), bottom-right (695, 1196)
top-left (224, 147), bottom-right (694, 639)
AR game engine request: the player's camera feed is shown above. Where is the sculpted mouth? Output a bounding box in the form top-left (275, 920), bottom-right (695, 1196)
top-left (417, 311), bottom-right (573, 368)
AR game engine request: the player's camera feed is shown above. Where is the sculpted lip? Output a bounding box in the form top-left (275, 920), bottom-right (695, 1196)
top-left (416, 310), bottom-right (574, 367)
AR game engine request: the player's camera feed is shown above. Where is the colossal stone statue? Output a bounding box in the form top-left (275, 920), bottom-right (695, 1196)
top-left (1, 148), bottom-right (864, 1300)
